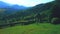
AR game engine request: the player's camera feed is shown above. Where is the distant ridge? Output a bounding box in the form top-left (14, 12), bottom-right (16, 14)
top-left (0, 1), bottom-right (27, 9)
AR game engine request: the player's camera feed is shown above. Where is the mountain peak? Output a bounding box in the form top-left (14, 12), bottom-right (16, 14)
top-left (0, 1), bottom-right (27, 9)
top-left (0, 1), bottom-right (9, 8)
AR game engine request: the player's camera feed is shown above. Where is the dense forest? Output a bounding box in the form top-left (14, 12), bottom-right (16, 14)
top-left (0, 0), bottom-right (60, 28)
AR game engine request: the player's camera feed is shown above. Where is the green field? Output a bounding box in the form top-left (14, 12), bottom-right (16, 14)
top-left (0, 23), bottom-right (60, 34)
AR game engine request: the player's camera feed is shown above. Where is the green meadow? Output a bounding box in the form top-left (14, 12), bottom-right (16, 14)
top-left (0, 23), bottom-right (60, 34)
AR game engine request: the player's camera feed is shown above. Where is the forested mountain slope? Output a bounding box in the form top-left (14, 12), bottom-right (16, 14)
top-left (0, 0), bottom-right (59, 27)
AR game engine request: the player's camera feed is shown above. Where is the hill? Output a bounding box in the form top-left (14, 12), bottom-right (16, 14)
top-left (0, 1), bottom-right (55, 25)
top-left (0, 0), bottom-right (60, 34)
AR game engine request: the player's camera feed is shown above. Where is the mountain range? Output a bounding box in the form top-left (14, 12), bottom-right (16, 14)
top-left (0, 1), bottom-right (27, 9)
top-left (0, 1), bottom-right (28, 14)
top-left (0, 1), bottom-right (58, 25)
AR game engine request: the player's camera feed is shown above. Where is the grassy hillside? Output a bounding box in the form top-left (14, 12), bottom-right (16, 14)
top-left (0, 23), bottom-right (60, 34)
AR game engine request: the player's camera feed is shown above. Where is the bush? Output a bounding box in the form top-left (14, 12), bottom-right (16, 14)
top-left (51, 18), bottom-right (60, 24)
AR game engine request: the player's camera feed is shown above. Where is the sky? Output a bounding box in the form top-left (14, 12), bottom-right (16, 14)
top-left (0, 0), bottom-right (54, 7)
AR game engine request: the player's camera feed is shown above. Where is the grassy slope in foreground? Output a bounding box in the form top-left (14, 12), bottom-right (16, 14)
top-left (0, 23), bottom-right (60, 34)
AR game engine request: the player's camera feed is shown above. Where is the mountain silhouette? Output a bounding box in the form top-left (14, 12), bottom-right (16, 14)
top-left (0, 1), bottom-right (27, 9)
top-left (0, 1), bottom-right (27, 14)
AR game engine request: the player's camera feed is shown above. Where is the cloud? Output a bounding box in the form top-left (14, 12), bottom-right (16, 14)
top-left (0, 0), bottom-right (54, 7)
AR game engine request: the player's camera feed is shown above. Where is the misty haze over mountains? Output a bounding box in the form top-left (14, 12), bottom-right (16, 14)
top-left (0, 1), bottom-right (27, 10)
top-left (0, 1), bottom-right (28, 14)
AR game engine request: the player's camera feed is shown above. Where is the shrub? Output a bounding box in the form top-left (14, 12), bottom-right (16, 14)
top-left (51, 18), bottom-right (60, 24)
